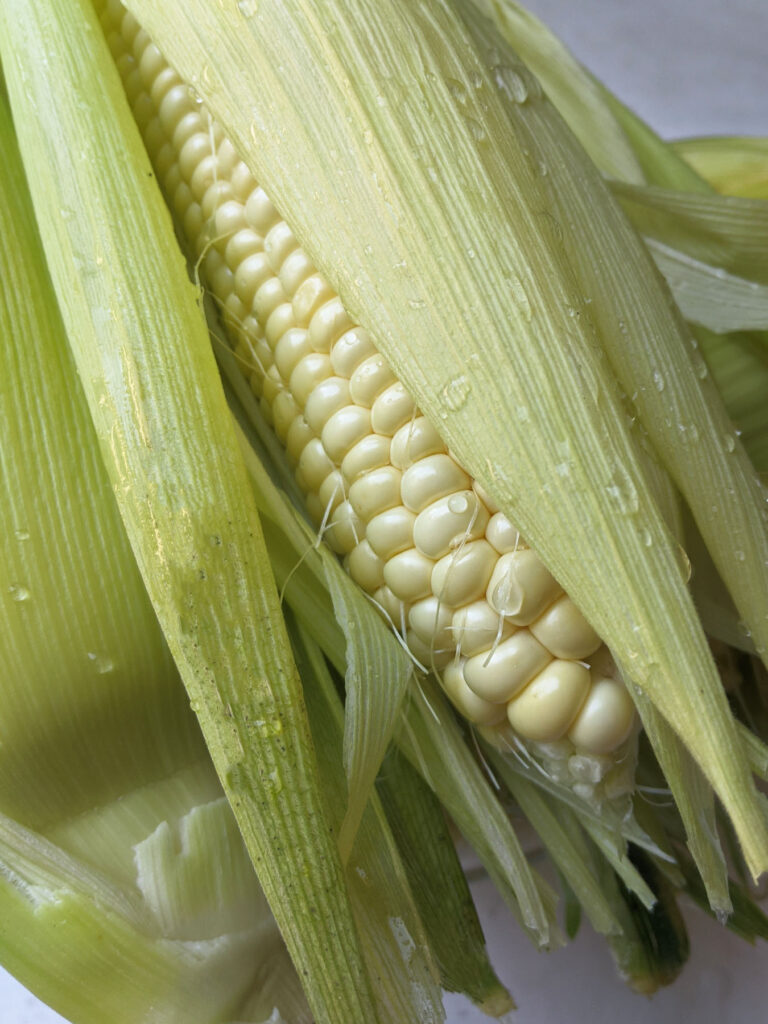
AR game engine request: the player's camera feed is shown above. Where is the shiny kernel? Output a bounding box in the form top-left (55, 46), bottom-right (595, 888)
top-left (265, 303), bottom-right (297, 348)
top-left (137, 41), bottom-right (165, 85)
top-left (304, 377), bottom-right (351, 433)
top-left (253, 276), bottom-right (287, 322)
top-left (371, 383), bottom-right (416, 435)
top-left (234, 251), bottom-right (272, 307)
top-left (285, 416), bottom-right (315, 462)
top-left (321, 405), bottom-right (373, 463)
top-left (289, 353), bottom-right (333, 406)
top-left (485, 512), bottom-right (521, 554)
top-left (143, 117), bottom-right (165, 158)
top-left (487, 549), bottom-right (562, 625)
top-left (293, 275), bottom-right (334, 326)
top-left (231, 161), bottom-right (257, 201)
top-left (349, 354), bottom-right (396, 407)
top-left (330, 327), bottom-right (377, 377)
top-left (442, 660), bottom-right (507, 726)
top-left (148, 66), bottom-right (179, 107)
top-left (401, 454), bottom-right (471, 513)
top-left (464, 631), bottom-right (550, 704)
top-left (406, 631), bottom-right (453, 671)
top-left (372, 586), bottom-right (407, 631)
top-left (567, 677), bottom-right (636, 755)
top-left (326, 501), bottom-right (364, 555)
top-left (223, 228), bottom-right (262, 271)
top-left (529, 595), bottom-right (601, 660)
top-left (297, 438), bottom-right (334, 491)
top-left (318, 470), bottom-right (346, 515)
top-left (452, 601), bottom-right (513, 658)
top-left (279, 249), bottom-right (315, 295)
top-left (383, 548), bottom-right (434, 603)
top-left (178, 132), bottom-right (212, 180)
top-left (366, 506), bottom-right (416, 560)
top-left (340, 433), bottom-right (391, 483)
top-left (507, 661), bottom-right (591, 742)
top-left (408, 597), bottom-right (454, 648)
top-left (264, 221), bottom-right (298, 270)
top-left (158, 84), bottom-right (198, 134)
top-left (305, 491), bottom-right (324, 525)
top-left (413, 490), bottom-right (489, 559)
top-left (347, 540), bottom-right (385, 592)
top-left (431, 540), bottom-right (497, 607)
top-left (272, 391), bottom-right (301, 443)
top-left (309, 299), bottom-right (354, 353)
top-left (172, 180), bottom-right (193, 218)
top-left (274, 328), bottom-right (312, 381)
top-left (182, 203), bottom-right (203, 243)
top-left (261, 366), bottom-right (283, 405)
top-left (172, 111), bottom-right (206, 150)
top-left (390, 417), bottom-right (447, 469)
top-left (349, 466), bottom-right (402, 520)
top-left (209, 261), bottom-right (235, 302)
top-left (201, 180), bottom-right (236, 221)
top-left (189, 154), bottom-right (218, 201)
top-left (245, 187), bottom-right (279, 234)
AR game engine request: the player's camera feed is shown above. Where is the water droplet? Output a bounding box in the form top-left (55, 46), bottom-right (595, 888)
top-left (8, 584), bottom-right (30, 602)
top-left (208, 534), bottom-right (222, 546)
top-left (639, 528), bottom-right (653, 548)
top-left (363, 244), bottom-right (374, 257)
top-left (87, 651), bottom-right (115, 674)
top-left (490, 565), bottom-right (523, 617)
top-left (508, 275), bottom-right (532, 322)
top-left (469, 71), bottom-right (483, 90)
top-left (466, 247), bottom-right (477, 260)
top-left (443, 374), bottom-right (471, 411)
top-left (448, 494), bottom-right (469, 515)
top-left (363, 128), bottom-right (374, 146)
top-left (517, 405), bottom-right (530, 423)
top-left (734, 549), bottom-right (746, 562)
top-left (605, 465), bottom-right (639, 515)
top-left (652, 370), bottom-right (665, 392)
top-left (676, 544), bottom-right (692, 582)
top-left (722, 433), bottom-right (737, 453)
top-left (465, 118), bottom-right (486, 142)
top-left (737, 619), bottom-right (752, 639)
top-left (14, 529), bottom-right (30, 542)
top-left (446, 78), bottom-right (467, 104)
top-left (555, 462), bottom-right (571, 478)
top-left (494, 65), bottom-right (529, 104)
top-left (407, 297), bottom-right (426, 310)
top-left (237, 0), bottom-right (258, 14)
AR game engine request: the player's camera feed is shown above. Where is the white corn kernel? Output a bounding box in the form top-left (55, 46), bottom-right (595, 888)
top-left (297, 438), bottom-right (334, 491)
top-left (366, 506), bottom-right (416, 560)
top-left (370, 382), bottom-right (416, 435)
top-left (507, 661), bottom-right (590, 742)
top-left (349, 466), bottom-right (402, 520)
top-left (486, 549), bottom-right (562, 625)
top-left (346, 540), bottom-right (386, 592)
top-left (464, 631), bottom-right (550, 704)
top-left (383, 548), bottom-right (435, 603)
top-left (309, 299), bottom-right (354, 353)
top-left (303, 377), bottom-right (351, 433)
top-left (408, 597), bottom-right (454, 649)
top-left (372, 585), bottom-right (407, 630)
top-left (529, 595), bottom-right (601, 660)
top-left (274, 327), bottom-right (312, 380)
top-left (289, 353), bottom-right (333, 406)
top-left (285, 416), bottom-right (315, 461)
top-left (293, 275), bottom-right (334, 326)
top-left (339, 431), bottom-right (390, 482)
top-left (431, 540), bottom-right (497, 607)
top-left (326, 500), bottom-right (364, 555)
top-left (330, 327), bottom-right (376, 377)
top-left (401, 454), bottom-right (471, 513)
top-left (390, 416), bottom-right (446, 469)
top-left (452, 600), bottom-right (512, 657)
top-left (567, 677), bottom-right (635, 754)
top-left (322, 405), bottom-right (374, 464)
top-left (349, 354), bottom-right (396, 406)
top-left (245, 187), bottom-right (279, 234)
top-left (485, 512), bottom-right (521, 554)
top-left (413, 490), bottom-right (489, 559)
top-left (442, 660), bottom-right (507, 726)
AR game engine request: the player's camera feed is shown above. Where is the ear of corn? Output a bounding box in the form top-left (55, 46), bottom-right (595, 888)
top-left (122, 0), bottom-right (768, 877)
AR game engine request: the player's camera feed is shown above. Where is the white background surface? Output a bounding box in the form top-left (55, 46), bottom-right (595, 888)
top-left (2, 0), bottom-right (767, 1021)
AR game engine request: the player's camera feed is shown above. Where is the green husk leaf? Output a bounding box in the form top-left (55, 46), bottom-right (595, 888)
top-left (398, 678), bottom-right (557, 947)
top-left (466, 0), bottom-right (644, 182)
top-left (494, 771), bottom-right (623, 935)
top-left (0, 84), bottom-right (201, 831)
top-left (376, 750), bottom-right (512, 1014)
top-left (610, 180), bottom-right (768, 286)
top-left (0, 2), bottom-right (379, 1020)
top-left (674, 136), bottom-right (768, 199)
top-left (645, 238), bottom-right (768, 334)
top-left (290, 623), bottom-right (445, 1024)
top-left (125, 0), bottom-right (768, 879)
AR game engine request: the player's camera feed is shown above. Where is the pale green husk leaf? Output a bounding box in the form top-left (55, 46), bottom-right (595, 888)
top-left (0, 2), bottom-right (379, 1020)
top-left (674, 136), bottom-right (768, 199)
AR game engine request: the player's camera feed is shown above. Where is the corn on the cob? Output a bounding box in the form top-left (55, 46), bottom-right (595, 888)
top-left (100, 1), bottom-right (636, 779)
